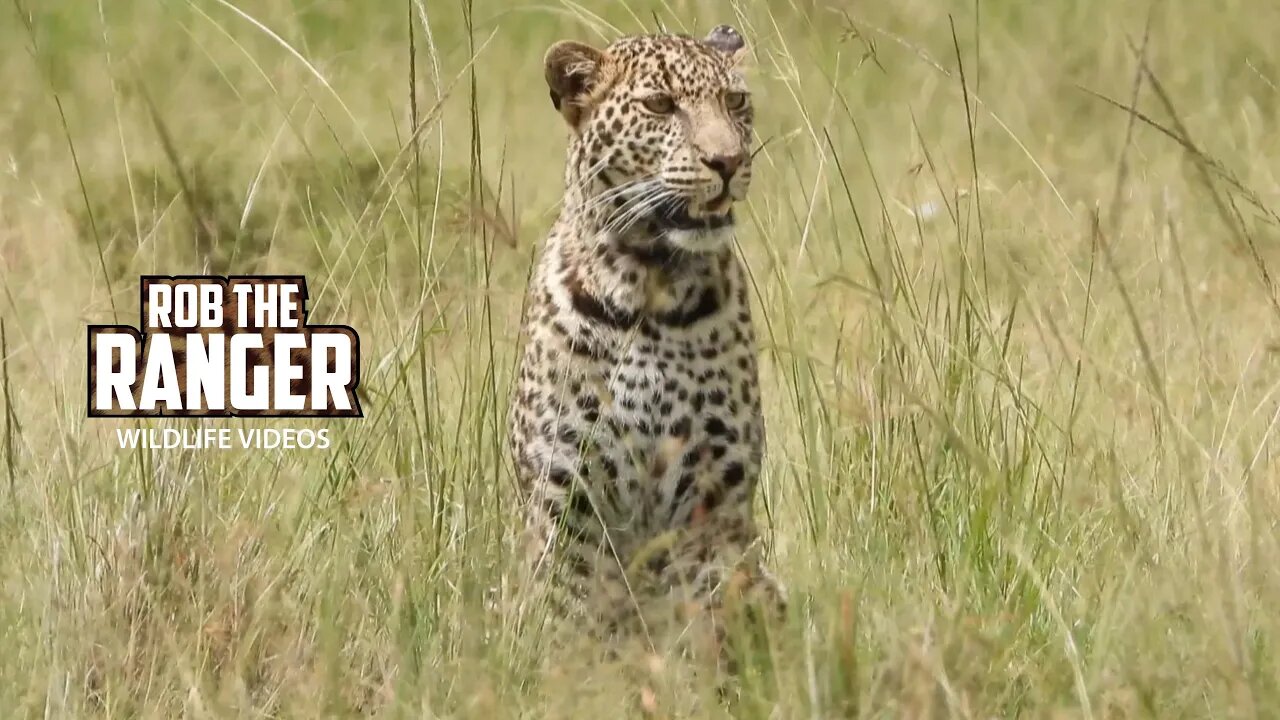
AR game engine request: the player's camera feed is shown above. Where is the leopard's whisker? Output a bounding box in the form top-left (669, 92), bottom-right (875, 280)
top-left (602, 186), bottom-right (679, 234)
top-left (592, 181), bottom-right (668, 227)
top-left (577, 181), bottom-right (656, 221)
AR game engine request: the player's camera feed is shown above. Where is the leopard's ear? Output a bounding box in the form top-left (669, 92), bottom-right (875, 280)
top-left (705, 24), bottom-right (748, 66)
top-left (544, 40), bottom-right (605, 129)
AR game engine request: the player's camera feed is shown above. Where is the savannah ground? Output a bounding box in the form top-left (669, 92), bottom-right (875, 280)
top-left (2, 0), bottom-right (1279, 717)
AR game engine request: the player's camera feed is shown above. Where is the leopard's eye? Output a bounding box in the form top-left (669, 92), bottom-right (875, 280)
top-left (724, 91), bottom-right (749, 111)
top-left (641, 94), bottom-right (677, 114)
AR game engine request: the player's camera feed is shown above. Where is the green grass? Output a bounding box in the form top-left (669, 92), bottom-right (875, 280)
top-left (2, 0), bottom-right (1280, 716)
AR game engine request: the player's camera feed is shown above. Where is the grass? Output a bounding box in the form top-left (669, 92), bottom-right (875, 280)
top-left (2, 0), bottom-right (1280, 716)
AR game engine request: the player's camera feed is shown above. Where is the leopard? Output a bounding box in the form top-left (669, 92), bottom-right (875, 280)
top-left (507, 24), bottom-right (786, 663)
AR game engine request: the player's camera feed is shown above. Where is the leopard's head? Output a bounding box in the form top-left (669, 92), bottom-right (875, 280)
top-left (546, 25), bottom-right (754, 253)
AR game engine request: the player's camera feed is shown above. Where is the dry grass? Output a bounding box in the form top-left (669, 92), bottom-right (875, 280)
top-left (2, 0), bottom-right (1280, 717)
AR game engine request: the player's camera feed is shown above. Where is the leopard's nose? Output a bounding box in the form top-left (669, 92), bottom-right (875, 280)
top-left (701, 153), bottom-right (746, 182)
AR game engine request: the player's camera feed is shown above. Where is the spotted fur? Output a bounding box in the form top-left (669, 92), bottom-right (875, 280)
top-left (508, 26), bottom-right (785, 650)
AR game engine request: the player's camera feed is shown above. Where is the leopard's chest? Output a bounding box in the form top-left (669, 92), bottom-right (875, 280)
top-left (601, 318), bottom-right (750, 433)
top-left (580, 310), bottom-right (763, 525)
top-left (510, 242), bottom-right (766, 530)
